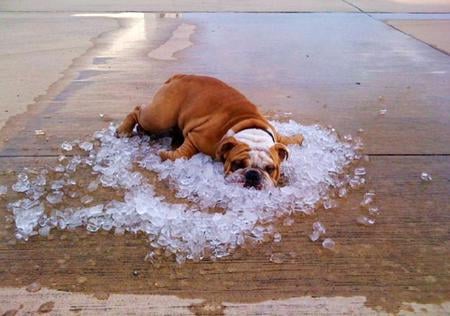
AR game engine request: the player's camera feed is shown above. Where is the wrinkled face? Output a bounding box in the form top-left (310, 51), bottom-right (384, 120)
top-left (216, 129), bottom-right (289, 190)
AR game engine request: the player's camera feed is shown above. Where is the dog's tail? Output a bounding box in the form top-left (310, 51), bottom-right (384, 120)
top-left (164, 74), bottom-right (187, 84)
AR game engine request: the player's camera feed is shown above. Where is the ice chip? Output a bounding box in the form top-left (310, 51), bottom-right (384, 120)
top-left (269, 253), bottom-right (284, 264)
top-left (0, 185), bottom-right (7, 195)
top-left (61, 141), bottom-right (73, 151)
top-left (322, 238), bottom-right (336, 250)
top-left (50, 180), bottom-right (65, 191)
top-left (26, 282), bottom-right (42, 293)
top-left (33, 174), bottom-right (47, 186)
top-left (379, 109), bottom-right (387, 115)
top-left (361, 192), bottom-right (375, 207)
top-left (420, 172), bottom-right (432, 182)
top-left (80, 195), bottom-right (94, 205)
top-left (283, 217), bottom-right (294, 226)
top-left (87, 180), bottom-right (99, 192)
top-left (354, 167), bottom-right (366, 176)
top-left (58, 155), bottom-right (66, 162)
top-left (54, 165), bottom-right (65, 173)
top-left (368, 206), bottom-right (380, 215)
top-left (323, 198), bottom-right (337, 209)
top-left (309, 230), bottom-right (321, 242)
top-left (79, 141), bottom-right (94, 152)
top-left (273, 232), bottom-right (282, 243)
top-left (356, 215), bottom-right (375, 226)
top-left (34, 130), bottom-right (46, 136)
top-left (46, 191), bottom-right (64, 204)
top-left (312, 221), bottom-right (326, 234)
top-left (338, 187), bottom-right (347, 198)
top-left (12, 173), bottom-right (30, 192)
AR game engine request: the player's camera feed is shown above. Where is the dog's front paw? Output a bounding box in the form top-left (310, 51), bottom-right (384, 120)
top-left (159, 150), bottom-right (174, 161)
top-left (291, 134), bottom-right (304, 145)
top-left (115, 126), bottom-right (133, 138)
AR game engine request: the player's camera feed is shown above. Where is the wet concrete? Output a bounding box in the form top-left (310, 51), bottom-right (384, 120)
top-left (0, 10), bottom-right (449, 315)
top-left (0, 13), bottom-right (117, 130)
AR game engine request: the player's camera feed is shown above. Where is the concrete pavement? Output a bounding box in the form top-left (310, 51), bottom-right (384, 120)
top-left (0, 1), bottom-right (449, 315)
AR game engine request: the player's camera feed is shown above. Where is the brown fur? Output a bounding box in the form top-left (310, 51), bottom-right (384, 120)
top-left (117, 74), bottom-right (303, 184)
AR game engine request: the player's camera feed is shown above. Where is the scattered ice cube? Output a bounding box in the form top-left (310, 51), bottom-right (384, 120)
top-left (87, 180), bottom-right (99, 192)
top-left (368, 206), bottom-right (380, 215)
top-left (26, 282), bottom-right (42, 293)
top-left (33, 174), bottom-right (47, 186)
top-left (309, 230), bottom-right (321, 242)
top-left (361, 192), bottom-right (375, 207)
top-left (349, 176), bottom-right (365, 189)
top-left (61, 141), bottom-right (73, 151)
top-left (356, 215), bottom-right (375, 226)
top-left (310, 221), bottom-right (326, 242)
top-left (283, 217), bottom-right (294, 226)
top-left (269, 253), bottom-right (284, 264)
top-left (379, 109), bottom-right (387, 115)
top-left (46, 191), bottom-right (64, 204)
top-left (354, 167), bottom-right (366, 176)
top-left (313, 221), bottom-right (326, 234)
top-left (322, 238), bottom-right (336, 250)
top-left (34, 130), bottom-right (46, 136)
top-left (58, 155), bottom-right (66, 162)
top-left (54, 165), bottom-right (65, 173)
top-left (420, 172), bottom-right (432, 182)
top-left (0, 185), bottom-right (7, 195)
top-left (79, 141), bottom-right (94, 152)
top-left (38, 226), bottom-right (51, 237)
top-left (67, 190), bottom-right (80, 199)
top-left (80, 195), bottom-right (94, 205)
top-left (338, 187), bottom-right (347, 198)
top-left (323, 198), bottom-right (337, 209)
top-left (50, 180), bottom-right (65, 190)
top-left (12, 173), bottom-right (31, 192)
top-left (273, 232), bottom-right (282, 243)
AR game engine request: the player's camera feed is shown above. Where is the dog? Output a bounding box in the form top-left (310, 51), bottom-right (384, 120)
top-left (117, 74), bottom-right (303, 189)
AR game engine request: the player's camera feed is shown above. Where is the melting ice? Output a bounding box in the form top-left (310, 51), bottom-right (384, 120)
top-left (7, 120), bottom-right (361, 263)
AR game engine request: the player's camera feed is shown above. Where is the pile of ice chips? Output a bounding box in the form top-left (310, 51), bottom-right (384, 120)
top-left (5, 120), bottom-right (363, 263)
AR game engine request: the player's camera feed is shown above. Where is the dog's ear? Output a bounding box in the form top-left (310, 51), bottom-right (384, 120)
top-left (216, 137), bottom-right (238, 161)
top-left (273, 143), bottom-right (289, 161)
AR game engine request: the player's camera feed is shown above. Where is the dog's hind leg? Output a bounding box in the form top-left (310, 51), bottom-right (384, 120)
top-left (117, 105), bottom-right (141, 137)
top-left (276, 133), bottom-right (304, 146)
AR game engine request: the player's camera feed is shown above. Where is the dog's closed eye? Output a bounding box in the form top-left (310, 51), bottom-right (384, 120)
top-left (231, 160), bottom-right (246, 171)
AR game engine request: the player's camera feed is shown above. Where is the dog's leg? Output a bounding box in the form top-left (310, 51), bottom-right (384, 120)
top-left (276, 133), bottom-right (304, 146)
top-left (116, 105), bottom-right (141, 137)
top-left (159, 135), bottom-right (198, 161)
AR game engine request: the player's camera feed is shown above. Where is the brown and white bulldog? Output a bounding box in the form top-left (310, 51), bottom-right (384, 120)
top-left (117, 74), bottom-right (303, 189)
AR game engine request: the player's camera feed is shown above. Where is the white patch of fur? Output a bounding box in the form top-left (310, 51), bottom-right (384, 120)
top-left (233, 129), bottom-right (275, 168)
top-left (249, 150), bottom-right (273, 169)
top-left (233, 128), bottom-right (274, 150)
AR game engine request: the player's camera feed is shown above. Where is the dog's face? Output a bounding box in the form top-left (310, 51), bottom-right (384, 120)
top-left (216, 129), bottom-right (289, 189)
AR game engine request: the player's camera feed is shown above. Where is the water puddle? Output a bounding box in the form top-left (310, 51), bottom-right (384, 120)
top-left (148, 23), bottom-right (196, 61)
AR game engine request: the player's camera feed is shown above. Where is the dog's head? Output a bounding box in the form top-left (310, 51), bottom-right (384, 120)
top-left (216, 129), bottom-right (289, 189)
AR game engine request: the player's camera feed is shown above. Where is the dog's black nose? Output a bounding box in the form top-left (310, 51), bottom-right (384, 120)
top-left (244, 170), bottom-right (261, 187)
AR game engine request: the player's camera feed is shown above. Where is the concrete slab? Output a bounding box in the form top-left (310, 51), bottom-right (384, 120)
top-left (386, 20), bottom-right (450, 54)
top-left (347, 0), bottom-right (450, 13)
top-left (0, 11), bottom-right (449, 316)
top-left (0, 13), bottom-right (117, 130)
top-left (0, 0), bottom-right (356, 13)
